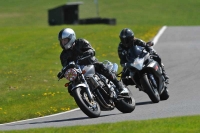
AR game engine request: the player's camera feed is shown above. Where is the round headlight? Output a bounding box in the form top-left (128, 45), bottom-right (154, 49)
top-left (64, 68), bottom-right (77, 81)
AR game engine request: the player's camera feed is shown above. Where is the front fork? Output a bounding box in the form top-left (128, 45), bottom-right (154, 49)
top-left (81, 74), bottom-right (94, 101)
top-left (71, 74), bottom-right (94, 102)
top-left (130, 71), bottom-right (144, 91)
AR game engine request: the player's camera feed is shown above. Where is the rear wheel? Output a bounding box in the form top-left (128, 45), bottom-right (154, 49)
top-left (73, 87), bottom-right (101, 118)
top-left (140, 74), bottom-right (160, 103)
top-left (115, 87), bottom-right (135, 113)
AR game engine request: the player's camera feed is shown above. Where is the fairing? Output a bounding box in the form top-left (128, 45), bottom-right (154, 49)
top-left (81, 65), bottom-right (95, 77)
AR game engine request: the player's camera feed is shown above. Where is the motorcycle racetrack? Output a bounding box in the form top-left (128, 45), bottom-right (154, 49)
top-left (1, 26), bottom-right (200, 130)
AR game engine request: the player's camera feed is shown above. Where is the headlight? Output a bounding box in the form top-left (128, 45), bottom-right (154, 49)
top-left (132, 58), bottom-right (144, 70)
top-left (64, 68), bottom-right (77, 81)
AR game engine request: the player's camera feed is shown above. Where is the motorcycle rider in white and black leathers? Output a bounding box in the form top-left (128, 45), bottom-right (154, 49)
top-left (57, 28), bottom-right (129, 96)
top-left (118, 28), bottom-right (169, 85)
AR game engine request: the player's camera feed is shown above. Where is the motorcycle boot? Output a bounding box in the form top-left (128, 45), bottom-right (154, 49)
top-left (161, 63), bottom-right (169, 83)
top-left (113, 79), bottom-right (129, 95)
top-left (97, 62), bottom-right (129, 95)
top-left (102, 69), bottom-right (129, 95)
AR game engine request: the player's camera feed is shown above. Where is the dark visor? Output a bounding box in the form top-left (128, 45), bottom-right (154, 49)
top-left (121, 37), bottom-right (131, 47)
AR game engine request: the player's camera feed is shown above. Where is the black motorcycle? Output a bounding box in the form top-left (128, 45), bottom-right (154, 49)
top-left (120, 45), bottom-right (169, 103)
top-left (58, 56), bottom-right (135, 118)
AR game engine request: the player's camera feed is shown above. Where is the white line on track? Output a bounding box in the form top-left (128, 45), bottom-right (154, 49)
top-left (0, 108), bottom-right (80, 126)
top-left (153, 26), bottom-right (167, 45)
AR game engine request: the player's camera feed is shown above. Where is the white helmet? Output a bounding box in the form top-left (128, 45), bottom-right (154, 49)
top-left (58, 28), bottom-right (76, 50)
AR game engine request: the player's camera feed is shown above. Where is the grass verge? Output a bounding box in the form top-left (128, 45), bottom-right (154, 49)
top-left (1, 115), bottom-right (200, 133)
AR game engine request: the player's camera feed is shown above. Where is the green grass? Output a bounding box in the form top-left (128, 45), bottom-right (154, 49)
top-left (1, 115), bottom-right (200, 133)
top-left (0, 0), bottom-right (200, 131)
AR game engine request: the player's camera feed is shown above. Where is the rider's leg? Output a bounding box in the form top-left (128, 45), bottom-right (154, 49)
top-left (94, 62), bottom-right (129, 95)
top-left (154, 54), bottom-right (169, 80)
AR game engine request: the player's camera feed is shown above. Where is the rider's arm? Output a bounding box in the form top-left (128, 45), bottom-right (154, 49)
top-left (76, 39), bottom-right (97, 65)
top-left (135, 38), bottom-right (154, 53)
top-left (134, 38), bottom-right (147, 47)
top-left (78, 39), bottom-right (95, 56)
top-left (60, 50), bottom-right (70, 67)
top-left (57, 50), bottom-right (71, 79)
top-left (118, 43), bottom-right (128, 67)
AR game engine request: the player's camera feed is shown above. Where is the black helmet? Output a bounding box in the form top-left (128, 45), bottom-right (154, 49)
top-left (119, 28), bottom-right (134, 48)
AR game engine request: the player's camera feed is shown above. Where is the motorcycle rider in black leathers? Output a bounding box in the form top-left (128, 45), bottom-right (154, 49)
top-left (118, 28), bottom-right (169, 85)
top-left (57, 28), bottom-right (129, 96)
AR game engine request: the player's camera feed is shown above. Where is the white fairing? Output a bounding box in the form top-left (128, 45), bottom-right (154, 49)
top-left (112, 63), bottom-right (118, 73)
top-left (102, 60), bottom-right (118, 73)
top-left (131, 57), bottom-right (144, 70)
top-left (148, 61), bottom-right (156, 68)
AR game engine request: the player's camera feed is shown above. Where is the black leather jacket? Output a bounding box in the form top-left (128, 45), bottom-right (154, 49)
top-left (118, 38), bottom-right (149, 67)
top-left (60, 38), bottom-right (98, 67)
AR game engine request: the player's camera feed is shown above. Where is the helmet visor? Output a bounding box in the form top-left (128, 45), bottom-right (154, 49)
top-left (120, 37), bottom-right (133, 47)
top-left (61, 38), bottom-right (69, 46)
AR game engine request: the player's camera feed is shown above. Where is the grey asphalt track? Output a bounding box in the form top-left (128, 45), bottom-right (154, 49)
top-left (1, 26), bottom-right (200, 131)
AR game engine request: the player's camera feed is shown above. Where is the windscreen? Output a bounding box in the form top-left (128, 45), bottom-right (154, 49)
top-left (126, 45), bottom-right (146, 62)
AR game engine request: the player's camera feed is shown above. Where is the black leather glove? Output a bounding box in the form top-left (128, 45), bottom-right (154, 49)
top-left (146, 41), bottom-right (154, 47)
top-left (57, 72), bottom-right (64, 79)
top-left (145, 46), bottom-right (154, 54)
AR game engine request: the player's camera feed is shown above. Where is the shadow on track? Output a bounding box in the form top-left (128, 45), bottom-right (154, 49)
top-left (6, 113), bottom-right (119, 126)
top-left (136, 101), bottom-right (153, 106)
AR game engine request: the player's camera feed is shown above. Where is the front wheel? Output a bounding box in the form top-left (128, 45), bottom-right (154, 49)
top-left (115, 87), bottom-right (135, 113)
top-left (73, 87), bottom-right (101, 118)
top-left (160, 87), bottom-right (169, 100)
top-left (140, 74), bottom-right (160, 103)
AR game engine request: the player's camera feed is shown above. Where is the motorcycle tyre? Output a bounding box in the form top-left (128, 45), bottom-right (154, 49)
top-left (140, 74), bottom-right (160, 103)
top-left (160, 87), bottom-right (169, 100)
top-left (115, 87), bottom-right (136, 113)
top-left (73, 87), bottom-right (101, 118)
